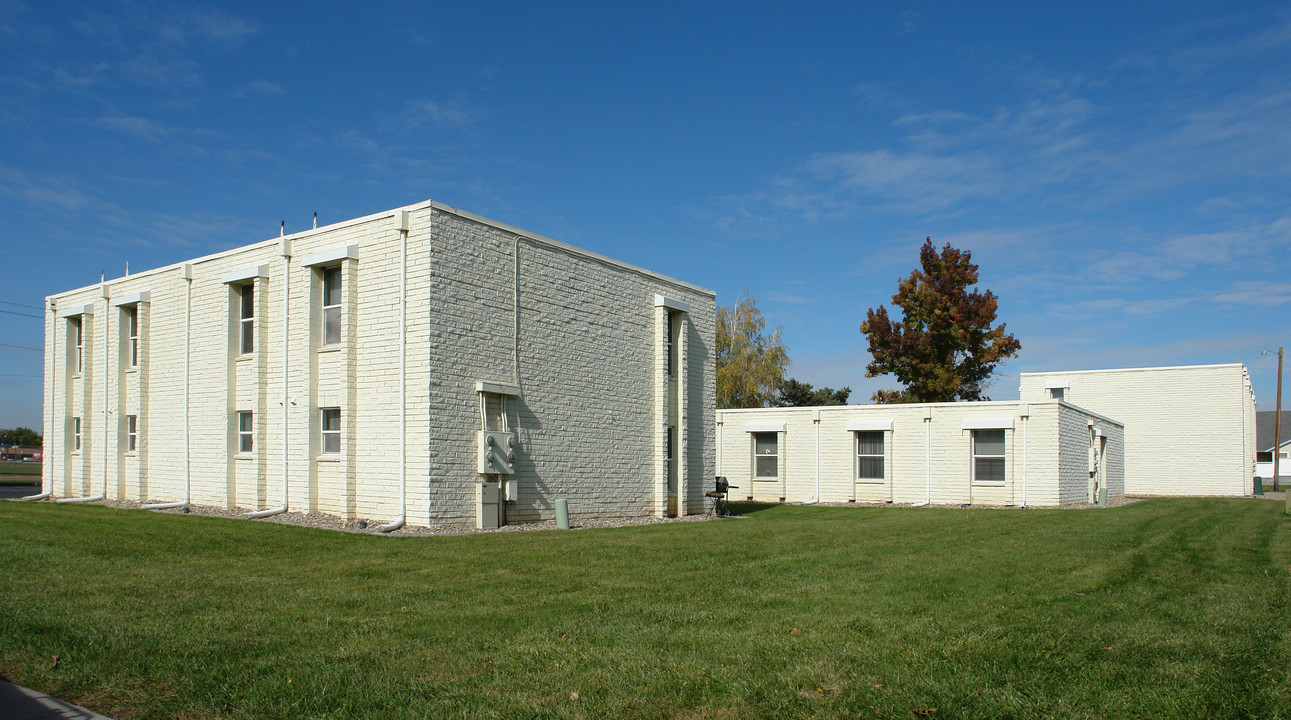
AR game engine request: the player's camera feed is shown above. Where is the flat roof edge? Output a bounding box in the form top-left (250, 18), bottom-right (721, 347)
top-left (1020, 363), bottom-right (1247, 377)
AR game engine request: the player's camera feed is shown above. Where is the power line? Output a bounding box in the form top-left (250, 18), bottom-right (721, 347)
top-left (0, 309), bottom-right (42, 319)
top-left (0, 300), bottom-right (42, 310)
top-left (0, 343), bottom-right (41, 352)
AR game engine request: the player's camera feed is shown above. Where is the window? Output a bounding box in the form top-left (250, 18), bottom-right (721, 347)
top-left (322, 267), bottom-right (342, 346)
top-left (1049, 387), bottom-right (1065, 401)
top-left (753, 432), bottom-right (778, 478)
top-left (126, 306), bottom-right (139, 367)
top-left (973, 429), bottom-right (1006, 482)
top-left (321, 407), bottom-right (340, 454)
top-left (239, 283), bottom-right (255, 355)
top-left (857, 431), bottom-right (884, 480)
top-left (126, 415), bottom-right (137, 452)
top-left (238, 411), bottom-right (254, 453)
top-left (73, 417), bottom-right (82, 451)
top-left (72, 317), bottom-right (83, 373)
top-left (666, 312), bottom-right (675, 377)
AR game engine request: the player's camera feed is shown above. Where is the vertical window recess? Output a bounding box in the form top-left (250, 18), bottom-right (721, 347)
top-left (321, 408), bottom-right (341, 454)
top-left (238, 411), bottom-right (254, 453)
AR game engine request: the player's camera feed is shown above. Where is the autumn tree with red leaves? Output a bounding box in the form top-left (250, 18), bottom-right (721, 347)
top-left (861, 238), bottom-right (1020, 403)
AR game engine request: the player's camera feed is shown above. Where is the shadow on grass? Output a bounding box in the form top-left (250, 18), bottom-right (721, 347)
top-left (726, 501), bottom-right (779, 516)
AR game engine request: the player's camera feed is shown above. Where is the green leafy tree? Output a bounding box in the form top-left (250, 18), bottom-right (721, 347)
top-left (717, 292), bottom-right (790, 409)
top-left (0, 427), bottom-right (42, 447)
top-left (774, 378), bottom-right (851, 407)
top-left (861, 237), bottom-right (1021, 403)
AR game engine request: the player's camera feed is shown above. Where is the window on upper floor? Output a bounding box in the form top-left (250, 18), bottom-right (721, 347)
top-left (126, 305), bottom-right (139, 368)
top-left (973, 429), bottom-right (1006, 482)
top-left (239, 283), bottom-right (255, 355)
top-left (753, 432), bottom-right (778, 478)
top-left (857, 431), bottom-right (884, 480)
top-left (72, 317), bottom-right (83, 373)
top-left (1049, 387), bottom-right (1065, 401)
top-left (321, 266), bottom-right (342, 346)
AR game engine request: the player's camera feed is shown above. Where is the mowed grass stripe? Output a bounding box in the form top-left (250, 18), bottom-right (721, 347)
top-left (0, 499), bottom-right (1287, 719)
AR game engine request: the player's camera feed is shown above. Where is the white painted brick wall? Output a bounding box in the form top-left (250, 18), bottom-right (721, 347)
top-left (716, 401), bottom-right (1124, 507)
top-left (43, 201), bottom-right (715, 529)
top-left (1020, 364), bottom-right (1254, 496)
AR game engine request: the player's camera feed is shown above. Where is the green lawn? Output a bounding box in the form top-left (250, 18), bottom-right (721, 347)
top-left (0, 461), bottom-right (40, 480)
top-left (0, 500), bottom-right (1287, 720)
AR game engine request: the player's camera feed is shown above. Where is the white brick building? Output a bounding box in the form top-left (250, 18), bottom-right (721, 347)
top-left (716, 401), bottom-right (1124, 507)
top-left (1019, 364), bottom-right (1256, 497)
top-left (41, 201), bottom-right (715, 528)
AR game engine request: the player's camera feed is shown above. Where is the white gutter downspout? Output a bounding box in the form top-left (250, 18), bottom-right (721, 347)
top-left (802, 410), bottom-right (821, 505)
top-left (145, 263), bottom-right (193, 510)
top-left (61, 283), bottom-right (109, 504)
top-left (249, 240), bottom-right (290, 518)
top-left (912, 408), bottom-right (932, 507)
top-left (25, 300), bottom-right (56, 501)
top-left (1019, 406), bottom-right (1029, 508)
top-left (381, 211), bottom-right (410, 533)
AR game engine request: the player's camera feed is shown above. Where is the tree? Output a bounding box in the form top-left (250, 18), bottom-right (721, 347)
top-left (716, 292), bottom-right (790, 409)
top-left (774, 378), bottom-right (851, 407)
top-left (860, 237), bottom-right (1020, 403)
top-left (0, 427), bottom-right (42, 447)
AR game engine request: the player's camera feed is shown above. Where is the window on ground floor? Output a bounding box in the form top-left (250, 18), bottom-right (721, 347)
top-left (126, 415), bottom-right (137, 452)
top-left (238, 411), bottom-right (254, 454)
top-left (973, 429), bottom-right (1006, 482)
top-left (753, 432), bottom-right (778, 478)
top-left (321, 407), bottom-right (341, 454)
top-left (857, 431), bottom-right (884, 480)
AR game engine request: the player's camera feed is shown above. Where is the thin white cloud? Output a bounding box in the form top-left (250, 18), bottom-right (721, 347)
top-left (403, 99), bottom-right (480, 130)
top-left (96, 115), bottom-right (169, 141)
top-left (240, 79), bottom-right (283, 96)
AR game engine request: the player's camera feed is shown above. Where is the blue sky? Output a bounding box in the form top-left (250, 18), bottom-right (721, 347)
top-left (2, 1), bottom-right (1290, 429)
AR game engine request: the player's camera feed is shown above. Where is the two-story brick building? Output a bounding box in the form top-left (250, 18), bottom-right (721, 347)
top-left (39, 201), bottom-right (715, 529)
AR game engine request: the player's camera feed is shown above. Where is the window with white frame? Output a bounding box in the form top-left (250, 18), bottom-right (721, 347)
top-left (857, 431), bottom-right (884, 480)
top-left (126, 305), bottom-right (139, 367)
top-left (321, 407), bottom-right (341, 454)
top-left (753, 432), bottom-right (778, 478)
top-left (666, 311), bottom-right (676, 377)
top-left (73, 417), bottom-right (82, 451)
top-left (239, 283), bottom-right (255, 355)
top-left (1049, 387), bottom-right (1065, 401)
top-left (972, 429), bottom-right (1006, 482)
top-left (238, 411), bottom-right (253, 453)
top-left (321, 266), bottom-right (342, 346)
top-left (72, 317), bottom-right (83, 373)
top-left (126, 415), bottom-right (137, 452)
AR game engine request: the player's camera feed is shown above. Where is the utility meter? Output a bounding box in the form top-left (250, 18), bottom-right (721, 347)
top-left (478, 430), bottom-right (517, 474)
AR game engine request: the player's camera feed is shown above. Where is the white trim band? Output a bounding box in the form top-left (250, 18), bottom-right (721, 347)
top-left (221, 264), bottom-right (268, 284)
top-left (1043, 380), bottom-right (1070, 389)
top-left (111, 291), bottom-right (151, 306)
top-left (744, 421), bottom-right (786, 433)
top-left (57, 303), bottom-right (94, 318)
top-left (654, 294), bottom-right (690, 313)
top-left (962, 417), bottom-right (1015, 430)
top-left (846, 418), bottom-right (893, 432)
top-left (301, 244), bottom-right (359, 268)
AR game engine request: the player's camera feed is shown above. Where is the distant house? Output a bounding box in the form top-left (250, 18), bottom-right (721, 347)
top-left (1254, 410), bottom-right (1291, 481)
top-left (1019, 364), bottom-right (1256, 497)
top-left (1, 447), bottom-right (41, 462)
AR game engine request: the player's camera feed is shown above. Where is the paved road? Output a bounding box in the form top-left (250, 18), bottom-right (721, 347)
top-left (0, 680), bottom-right (115, 719)
top-left (0, 483), bottom-right (41, 500)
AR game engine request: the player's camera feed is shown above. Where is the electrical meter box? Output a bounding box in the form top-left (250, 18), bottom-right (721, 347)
top-left (477, 481), bottom-right (500, 529)
top-left (478, 430), bottom-right (518, 474)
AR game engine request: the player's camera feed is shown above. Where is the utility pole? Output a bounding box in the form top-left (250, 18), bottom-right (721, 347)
top-left (1268, 347), bottom-right (1285, 503)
